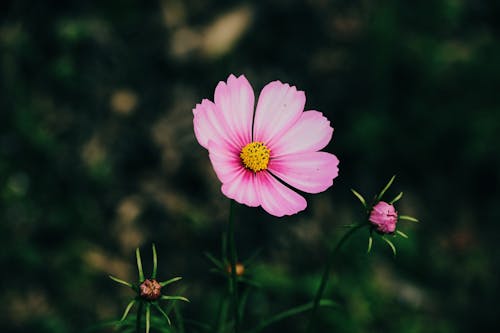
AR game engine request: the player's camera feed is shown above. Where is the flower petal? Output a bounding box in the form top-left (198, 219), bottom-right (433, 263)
top-left (207, 140), bottom-right (242, 184)
top-left (256, 171), bottom-right (307, 217)
top-left (214, 74), bottom-right (254, 148)
top-left (268, 152), bottom-right (339, 194)
top-left (221, 170), bottom-right (260, 207)
top-left (253, 81), bottom-right (305, 145)
top-left (193, 99), bottom-right (238, 150)
top-left (270, 111), bottom-right (333, 156)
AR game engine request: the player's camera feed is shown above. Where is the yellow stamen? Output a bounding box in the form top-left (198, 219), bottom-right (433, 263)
top-left (240, 141), bottom-right (270, 172)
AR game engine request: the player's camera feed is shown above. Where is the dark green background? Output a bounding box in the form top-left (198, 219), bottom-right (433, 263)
top-left (1, 0), bottom-right (499, 332)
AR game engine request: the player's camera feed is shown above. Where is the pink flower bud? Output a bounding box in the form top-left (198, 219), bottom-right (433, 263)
top-left (369, 201), bottom-right (398, 234)
top-left (139, 279), bottom-right (162, 301)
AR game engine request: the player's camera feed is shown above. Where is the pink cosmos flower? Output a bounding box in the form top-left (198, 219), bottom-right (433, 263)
top-left (193, 74), bottom-right (339, 217)
top-left (369, 201), bottom-right (398, 233)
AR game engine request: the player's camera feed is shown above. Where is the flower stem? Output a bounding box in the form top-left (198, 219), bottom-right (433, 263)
top-left (136, 301), bottom-right (143, 333)
top-left (227, 200), bottom-right (240, 333)
top-left (306, 224), bottom-right (364, 333)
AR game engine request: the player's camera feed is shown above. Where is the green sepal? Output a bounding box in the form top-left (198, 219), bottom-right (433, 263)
top-left (399, 215), bottom-right (419, 222)
top-left (109, 275), bottom-right (133, 288)
top-left (382, 236), bottom-right (397, 256)
top-left (136, 248), bottom-right (145, 282)
top-left (377, 175), bottom-right (396, 201)
top-left (161, 295), bottom-right (190, 302)
top-left (145, 303), bottom-right (151, 333)
top-left (396, 230), bottom-right (409, 238)
top-left (152, 244), bottom-right (158, 280)
top-left (120, 299), bottom-right (136, 321)
top-left (390, 192), bottom-right (403, 204)
top-left (351, 189), bottom-right (367, 208)
top-left (159, 277), bottom-right (182, 287)
top-left (367, 235), bottom-right (373, 253)
top-left (204, 252), bottom-right (225, 270)
top-left (153, 303), bottom-right (172, 326)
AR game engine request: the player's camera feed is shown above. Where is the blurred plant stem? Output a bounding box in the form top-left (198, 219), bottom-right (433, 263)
top-left (136, 301), bottom-right (143, 333)
top-left (306, 223), bottom-right (365, 333)
top-left (227, 200), bottom-right (240, 333)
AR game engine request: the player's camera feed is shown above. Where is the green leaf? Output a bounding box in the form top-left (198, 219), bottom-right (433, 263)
top-left (377, 175), bottom-right (396, 201)
top-left (120, 299), bottom-right (136, 321)
top-left (396, 230), bottom-right (409, 238)
top-left (159, 277), bottom-right (182, 287)
top-left (145, 303), bottom-right (151, 333)
top-left (152, 244), bottom-right (158, 280)
top-left (390, 192), bottom-right (403, 204)
top-left (367, 236), bottom-right (373, 253)
top-left (382, 236), bottom-right (397, 256)
top-left (109, 275), bottom-right (133, 288)
top-left (161, 295), bottom-right (190, 302)
top-left (350, 189), bottom-right (366, 208)
top-left (136, 248), bottom-right (145, 282)
top-left (248, 299), bottom-right (338, 333)
top-left (153, 303), bottom-right (172, 326)
top-left (399, 215), bottom-right (419, 222)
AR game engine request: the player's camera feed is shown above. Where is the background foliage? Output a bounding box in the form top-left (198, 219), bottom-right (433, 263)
top-left (1, 0), bottom-right (499, 332)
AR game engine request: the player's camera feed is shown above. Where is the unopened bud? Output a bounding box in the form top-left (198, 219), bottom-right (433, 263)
top-left (227, 263), bottom-right (245, 276)
top-left (139, 279), bottom-right (162, 301)
top-left (369, 201), bottom-right (398, 234)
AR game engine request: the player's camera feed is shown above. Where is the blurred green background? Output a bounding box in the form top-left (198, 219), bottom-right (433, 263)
top-left (1, 0), bottom-right (499, 332)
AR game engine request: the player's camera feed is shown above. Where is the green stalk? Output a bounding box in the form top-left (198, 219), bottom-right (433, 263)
top-left (136, 301), bottom-right (143, 333)
top-left (227, 200), bottom-right (240, 333)
top-left (306, 224), bottom-right (364, 333)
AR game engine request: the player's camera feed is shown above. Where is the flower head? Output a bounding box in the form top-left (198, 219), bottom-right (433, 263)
top-left (193, 74), bottom-right (339, 217)
top-left (369, 201), bottom-right (398, 234)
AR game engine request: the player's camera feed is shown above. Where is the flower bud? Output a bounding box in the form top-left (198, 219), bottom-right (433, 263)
top-left (139, 279), bottom-right (162, 301)
top-left (227, 263), bottom-right (245, 276)
top-left (369, 201), bottom-right (398, 234)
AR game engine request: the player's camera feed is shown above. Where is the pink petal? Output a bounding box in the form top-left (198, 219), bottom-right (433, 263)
top-left (268, 152), bottom-right (339, 194)
top-left (256, 171), bottom-right (307, 217)
top-left (207, 140), bottom-right (242, 184)
top-left (253, 81), bottom-right (305, 145)
top-left (214, 74), bottom-right (254, 148)
top-left (193, 99), bottom-right (239, 150)
top-left (221, 169), bottom-right (260, 207)
top-left (270, 111), bottom-right (333, 157)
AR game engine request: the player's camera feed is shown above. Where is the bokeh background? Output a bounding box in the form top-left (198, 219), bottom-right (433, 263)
top-left (1, 0), bottom-right (499, 332)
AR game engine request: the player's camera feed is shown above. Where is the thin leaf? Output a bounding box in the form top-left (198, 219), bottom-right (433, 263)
top-left (109, 275), bottom-right (133, 288)
top-left (152, 244), bottom-right (158, 280)
top-left (121, 300), bottom-right (136, 321)
top-left (248, 299), bottom-right (338, 333)
top-left (367, 236), bottom-right (373, 253)
top-left (396, 230), bottom-right (409, 238)
top-left (351, 189), bottom-right (366, 208)
top-left (153, 303), bottom-right (172, 326)
top-left (377, 175), bottom-right (396, 200)
top-left (145, 303), bottom-right (151, 333)
top-left (382, 236), bottom-right (397, 256)
top-left (204, 252), bottom-right (225, 270)
top-left (399, 215), bottom-right (419, 222)
top-left (161, 295), bottom-right (190, 302)
top-left (136, 248), bottom-right (145, 282)
top-left (159, 277), bottom-right (182, 287)
top-left (390, 192), bottom-right (403, 204)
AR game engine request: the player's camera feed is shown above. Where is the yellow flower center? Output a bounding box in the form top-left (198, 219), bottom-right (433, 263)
top-left (240, 141), bottom-right (270, 172)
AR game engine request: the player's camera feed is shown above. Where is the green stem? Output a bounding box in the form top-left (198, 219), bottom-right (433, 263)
top-left (306, 224), bottom-right (364, 333)
top-left (136, 301), bottom-right (143, 333)
top-left (227, 200), bottom-right (240, 333)
top-left (248, 299), bottom-right (338, 333)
